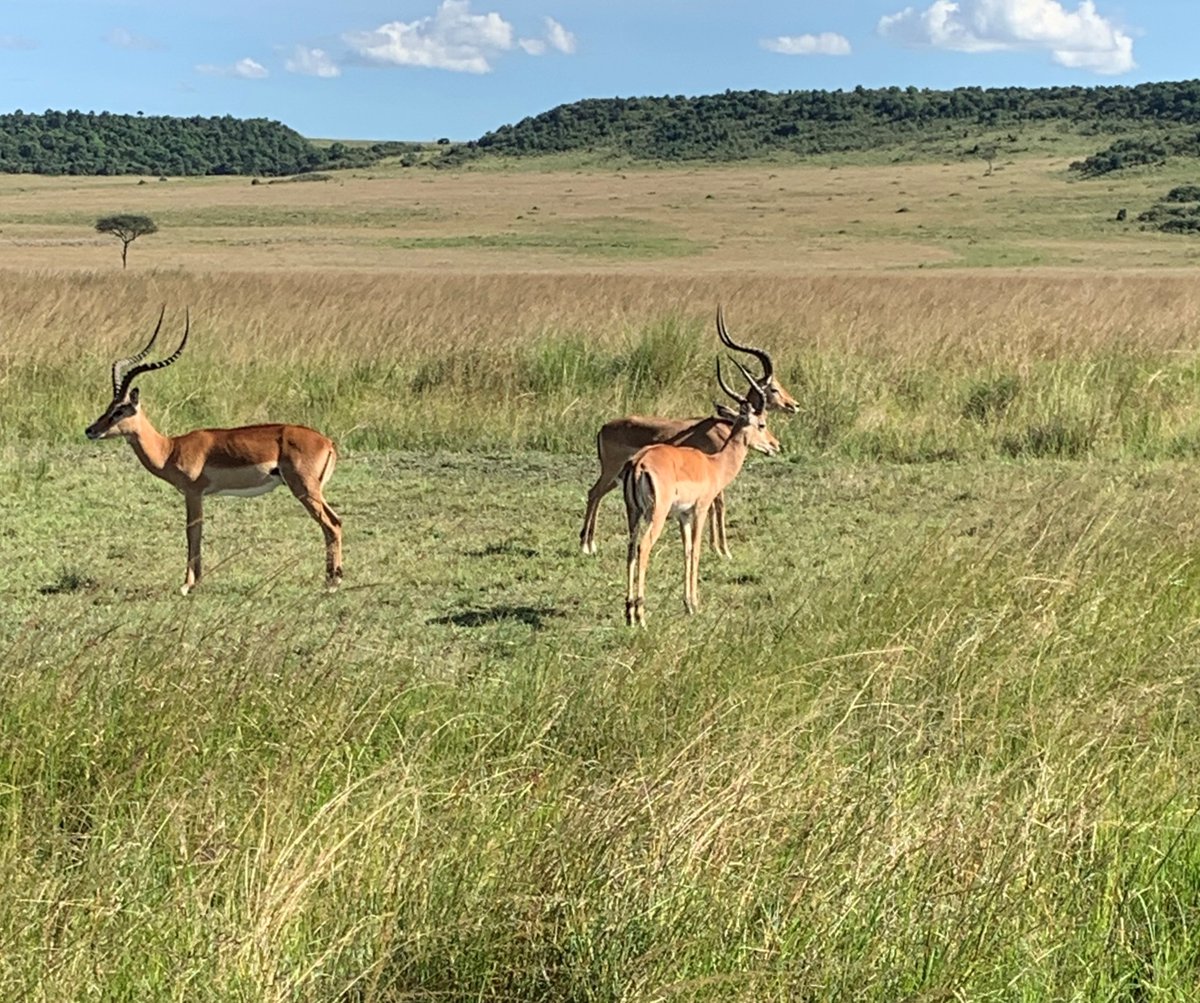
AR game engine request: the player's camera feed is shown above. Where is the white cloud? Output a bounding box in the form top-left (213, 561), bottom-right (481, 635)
top-left (0, 34), bottom-right (37, 50)
top-left (196, 57), bottom-right (269, 79)
top-left (545, 17), bottom-right (576, 54)
top-left (105, 27), bottom-right (164, 51)
top-left (345, 0), bottom-right (515, 74)
top-left (520, 16), bottom-right (576, 57)
top-left (761, 32), bottom-right (852, 57)
top-left (878, 0), bottom-right (1134, 74)
top-left (286, 45), bottom-right (341, 78)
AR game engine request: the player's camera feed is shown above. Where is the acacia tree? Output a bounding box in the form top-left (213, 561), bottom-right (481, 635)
top-left (95, 214), bottom-right (158, 269)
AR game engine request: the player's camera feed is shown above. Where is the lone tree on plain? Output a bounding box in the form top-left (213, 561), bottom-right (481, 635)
top-left (95, 214), bottom-right (158, 269)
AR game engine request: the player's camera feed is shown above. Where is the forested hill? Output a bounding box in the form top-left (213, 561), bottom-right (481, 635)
top-left (0, 110), bottom-right (410, 176)
top-left (7, 79), bottom-right (1200, 177)
top-left (471, 80), bottom-right (1200, 161)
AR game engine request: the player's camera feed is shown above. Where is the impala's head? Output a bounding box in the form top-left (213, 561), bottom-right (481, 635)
top-left (716, 357), bottom-right (780, 457)
top-left (86, 307), bottom-right (189, 441)
top-left (716, 304), bottom-right (799, 414)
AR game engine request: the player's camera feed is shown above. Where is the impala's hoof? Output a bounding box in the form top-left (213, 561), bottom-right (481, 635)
top-left (180, 585), bottom-right (192, 597)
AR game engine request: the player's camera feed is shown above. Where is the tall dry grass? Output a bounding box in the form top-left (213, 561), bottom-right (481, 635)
top-left (6, 269), bottom-right (1200, 362)
top-left (5, 269), bottom-right (1200, 460)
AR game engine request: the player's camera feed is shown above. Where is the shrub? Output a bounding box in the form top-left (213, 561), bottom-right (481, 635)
top-left (963, 374), bottom-right (1020, 423)
top-left (1002, 417), bottom-right (1094, 458)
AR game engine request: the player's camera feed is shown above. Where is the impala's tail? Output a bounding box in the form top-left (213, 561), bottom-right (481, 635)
top-left (622, 459), bottom-right (656, 532)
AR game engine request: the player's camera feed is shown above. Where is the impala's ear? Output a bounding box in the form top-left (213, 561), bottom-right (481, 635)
top-left (129, 387), bottom-right (140, 405)
top-left (713, 402), bottom-right (738, 420)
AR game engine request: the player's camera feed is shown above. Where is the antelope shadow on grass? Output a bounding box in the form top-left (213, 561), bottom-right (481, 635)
top-left (429, 605), bottom-right (562, 629)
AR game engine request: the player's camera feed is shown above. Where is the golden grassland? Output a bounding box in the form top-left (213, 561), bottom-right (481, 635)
top-left (1, 146), bottom-right (1199, 274)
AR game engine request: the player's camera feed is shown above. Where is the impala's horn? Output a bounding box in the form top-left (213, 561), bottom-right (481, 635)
top-left (729, 356), bottom-right (768, 411)
top-left (716, 304), bottom-right (774, 381)
top-left (113, 309), bottom-right (190, 402)
top-left (716, 356), bottom-right (751, 409)
top-left (111, 304), bottom-right (166, 396)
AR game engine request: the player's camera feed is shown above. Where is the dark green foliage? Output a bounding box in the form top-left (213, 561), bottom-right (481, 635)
top-left (1137, 186), bottom-right (1200, 234)
top-left (0, 111), bottom-right (420, 177)
top-left (1003, 418), bottom-right (1095, 458)
top-left (1068, 134), bottom-right (1200, 176)
top-left (37, 566), bottom-right (95, 595)
top-left (321, 139), bottom-right (420, 171)
top-left (466, 80), bottom-right (1200, 163)
top-left (963, 374), bottom-right (1021, 423)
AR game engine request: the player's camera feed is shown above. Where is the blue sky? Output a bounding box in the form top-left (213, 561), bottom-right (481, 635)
top-left (0, 1), bottom-right (1193, 141)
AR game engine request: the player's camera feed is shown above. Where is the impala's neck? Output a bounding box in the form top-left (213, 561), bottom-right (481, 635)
top-left (123, 411), bottom-right (175, 480)
top-left (707, 422), bottom-right (754, 491)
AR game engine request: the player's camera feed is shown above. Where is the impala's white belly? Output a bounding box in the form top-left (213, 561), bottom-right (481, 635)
top-left (669, 500), bottom-right (697, 520)
top-left (203, 463), bottom-right (284, 498)
top-left (212, 481), bottom-right (282, 498)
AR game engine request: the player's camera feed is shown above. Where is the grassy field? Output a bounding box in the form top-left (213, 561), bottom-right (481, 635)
top-left (2, 145), bottom-right (1200, 272)
top-left (3, 146), bottom-right (1200, 1000)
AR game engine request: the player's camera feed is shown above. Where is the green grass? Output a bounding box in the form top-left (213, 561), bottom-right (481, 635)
top-left (3, 443), bottom-right (1200, 1000)
top-left (380, 219), bottom-right (706, 259)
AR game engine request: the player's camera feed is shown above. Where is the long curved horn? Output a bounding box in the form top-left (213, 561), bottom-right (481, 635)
top-left (111, 304), bottom-right (166, 395)
top-left (716, 356), bottom-right (749, 409)
top-left (716, 304), bottom-right (774, 381)
top-left (115, 308), bottom-right (189, 400)
top-left (729, 356), bottom-right (768, 410)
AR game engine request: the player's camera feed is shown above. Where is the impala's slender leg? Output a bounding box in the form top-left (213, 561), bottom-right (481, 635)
top-left (679, 515), bottom-right (696, 613)
top-left (318, 496), bottom-right (344, 588)
top-left (632, 508), bottom-right (668, 627)
top-left (691, 502), bottom-right (712, 612)
top-left (282, 465), bottom-right (344, 590)
top-left (624, 484), bottom-right (643, 625)
top-left (310, 494), bottom-right (343, 588)
top-left (624, 465), bottom-right (669, 628)
top-left (583, 430), bottom-right (626, 555)
top-left (711, 491), bottom-right (732, 559)
top-left (182, 493), bottom-right (203, 596)
top-left (625, 535), bottom-right (641, 627)
top-left (582, 473), bottom-right (619, 555)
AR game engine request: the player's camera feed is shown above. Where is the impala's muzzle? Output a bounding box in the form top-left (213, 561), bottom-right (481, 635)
top-left (86, 398), bottom-right (129, 440)
top-left (85, 416), bottom-right (112, 440)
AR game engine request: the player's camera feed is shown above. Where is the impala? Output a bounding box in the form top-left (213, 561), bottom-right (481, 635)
top-left (622, 359), bottom-right (780, 627)
top-left (85, 309), bottom-right (343, 595)
top-left (581, 305), bottom-right (797, 558)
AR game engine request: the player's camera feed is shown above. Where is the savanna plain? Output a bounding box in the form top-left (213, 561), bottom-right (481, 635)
top-left (4, 147), bottom-right (1200, 1001)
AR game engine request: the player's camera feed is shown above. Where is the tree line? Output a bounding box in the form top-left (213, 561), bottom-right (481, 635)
top-left (5, 79), bottom-right (1200, 177)
top-left (466, 80), bottom-right (1200, 162)
top-left (0, 110), bottom-right (412, 177)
